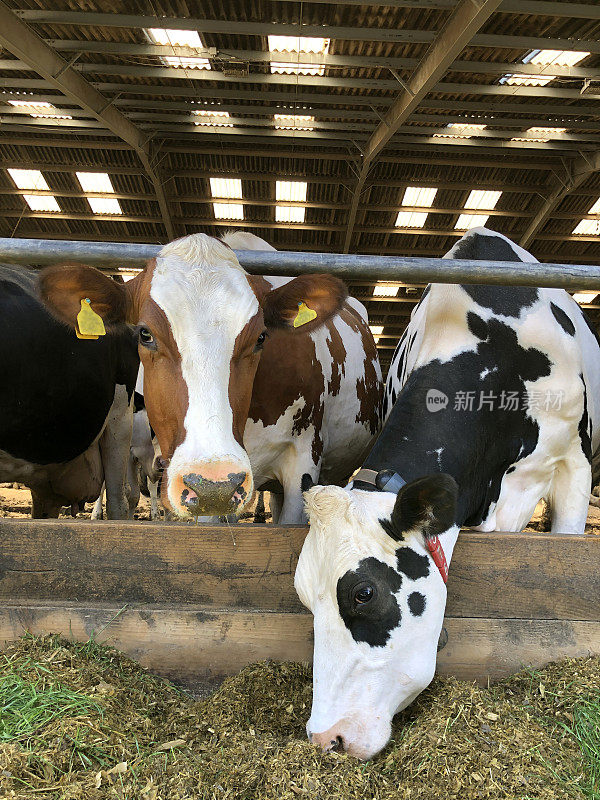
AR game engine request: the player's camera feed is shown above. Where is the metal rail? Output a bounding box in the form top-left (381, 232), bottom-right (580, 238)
top-left (1, 236), bottom-right (600, 290)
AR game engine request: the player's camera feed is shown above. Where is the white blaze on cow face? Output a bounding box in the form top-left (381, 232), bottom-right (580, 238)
top-left (296, 479), bottom-right (458, 761)
top-left (148, 235), bottom-right (260, 517)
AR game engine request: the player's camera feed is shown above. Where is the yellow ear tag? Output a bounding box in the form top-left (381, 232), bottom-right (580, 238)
top-left (293, 301), bottom-right (317, 328)
top-left (76, 298), bottom-right (106, 340)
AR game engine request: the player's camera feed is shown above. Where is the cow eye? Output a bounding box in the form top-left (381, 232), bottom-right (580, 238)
top-left (138, 327), bottom-right (155, 348)
top-left (353, 584), bottom-right (374, 606)
top-left (254, 330), bottom-right (268, 352)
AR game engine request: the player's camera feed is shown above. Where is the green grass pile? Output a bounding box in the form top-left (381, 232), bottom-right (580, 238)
top-left (0, 634), bottom-right (598, 799)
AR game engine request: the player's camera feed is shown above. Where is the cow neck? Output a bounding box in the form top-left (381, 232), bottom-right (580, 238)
top-left (356, 374), bottom-right (474, 528)
top-left (352, 467), bottom-right (449, 584)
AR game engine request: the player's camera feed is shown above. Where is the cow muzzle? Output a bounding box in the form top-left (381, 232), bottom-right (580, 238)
top-left (169, 461), bottom-right (253, 517)
top-left (308, 715), bottom-right (392, 761)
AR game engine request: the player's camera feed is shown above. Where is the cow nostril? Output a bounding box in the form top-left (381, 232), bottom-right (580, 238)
top-left (331, 735), bottom-right (344, 753)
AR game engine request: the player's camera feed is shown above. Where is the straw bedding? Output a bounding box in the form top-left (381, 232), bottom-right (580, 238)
top-left (1, 635), bottom-right (598, 799)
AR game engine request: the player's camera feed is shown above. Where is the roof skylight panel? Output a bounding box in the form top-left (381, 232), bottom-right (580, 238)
top-left (8, 99), bottom-right (72, 119)
top-left (75, 172), bottom-right (123, 215)
top-left (395, 186), bottom-right (437, 228)
top-left (499, 49), bottom-right (589, 87)
top-left (454, 190), bottom-right (502, 230)
top-left (275, 180), bottom-right (307, 223)
top-left (454, 214), bottom-right (491, 230)
top-left (369, 324), bottom-right (384, 343)
top-left (572, 197), bottom-right (600, 235)
top-left (395, 211), bottom-right (429, 228)
top-left (511, 127), bottom-right (567, 143)
top-left (209, 176), bottom-right (244, 220)
top-left (402, 186), bottom-right (437, 208)
top-left (572, 291), bottom-right (599, 303)
top-left (268, 35), bottom-right (330, 76)
top-left (209, 177), bottom-right (244, 220)
top-left (213, 203), bottom-right (244, 220)
top-left (274, 114), bottom-right (315, 131)
top-left (7, 168), bottom-right (61, 212)
top-left (22, 195), bottom-right (61, 212)
top-left (373, 283), bottom-right (400, 297)
top-left (433, 123), bottom-right (487, 139)
top-left (147, 28), bottom-right (211, 69)
top-left (193, 110), bottom-right (233, 127)
top-left (573, 220), bottom-right (600, 235)
top-left (463, 190), bottom-right (502, 210)
top-left (209, 177), bottom-right (243, 199)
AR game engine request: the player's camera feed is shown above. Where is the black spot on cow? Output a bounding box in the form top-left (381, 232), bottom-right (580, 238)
top-left (408, 591), bottom-right (426, 617)
top-left (396, 546), bottom-right (430, 580)
top-left (578, 374), bottom-right (592, 464)
top-left (336, 557), bottom-right (403, 647)
top-left (453, 231), bottom-right (539, 317)
top-left (550, 303), bottom-right (575, 336)
top-left (0, 269), bottom-right (138, 465)
top-left (301, 473), bottom-right (315, 492)
top-left (467, 311), bottom-right (489, 341)
top-left (461, 285), bottom-right (539, 319)
top-left (579, 305), bottom-right (600, 348)
top-left (396, 342), bottom-right (407, 384)
top-left (363, 313), bottom-right (552, 527)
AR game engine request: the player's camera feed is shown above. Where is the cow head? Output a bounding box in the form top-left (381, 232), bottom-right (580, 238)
top-left (295, 473), bottom-right (458, 760)
top-left (38, 233), bottom-right (347, 518)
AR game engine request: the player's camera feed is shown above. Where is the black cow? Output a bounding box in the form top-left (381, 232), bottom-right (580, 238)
top-left (0, 263), bottom-right (138, 518)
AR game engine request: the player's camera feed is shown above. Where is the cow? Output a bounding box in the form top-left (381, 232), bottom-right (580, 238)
top-left (38, 232), bottom-right (382, 523)
top-left (295, 228), bottom-right (600, 760)
top-left (0, 263), bottom-right (138, 518)
top-left (91, 391), bottom-right (162, 520)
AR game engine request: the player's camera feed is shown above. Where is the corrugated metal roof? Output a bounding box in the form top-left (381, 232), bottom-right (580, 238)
top-left (1, 0), bottom-right (600, 364)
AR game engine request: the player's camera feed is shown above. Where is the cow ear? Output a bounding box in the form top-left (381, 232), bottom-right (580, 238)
top-left (261, 274), bottom-right (348, 332)
top-left (38, 263), bottom-right (134, 327)
top-left (384, 474), bottom-right (458, 542)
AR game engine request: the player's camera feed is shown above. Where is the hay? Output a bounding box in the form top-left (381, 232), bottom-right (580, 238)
top-left (0, 635), bottom-right (598, 799)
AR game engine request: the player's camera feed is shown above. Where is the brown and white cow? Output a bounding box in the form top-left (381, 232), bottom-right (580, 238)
top-left (39, 232), bottom-right (382, 522)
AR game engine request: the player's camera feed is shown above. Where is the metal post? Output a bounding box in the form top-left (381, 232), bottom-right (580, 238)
top-left (0, 236), bottom-right (600, 290)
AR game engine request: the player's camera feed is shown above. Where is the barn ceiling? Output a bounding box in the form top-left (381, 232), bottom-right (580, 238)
top-left (1, 0), bottom-right (600, 368)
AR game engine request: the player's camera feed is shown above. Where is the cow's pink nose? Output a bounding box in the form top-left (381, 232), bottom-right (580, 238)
top-left (310, 729), bottom-right (346, 753)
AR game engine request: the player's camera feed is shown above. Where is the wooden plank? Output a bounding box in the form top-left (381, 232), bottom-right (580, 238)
top-left (446, 531), bottom-right (600, 622)
top-left (1, 520), bottom-right (599, 620)
top-left (1, 601), bottom-right (599, 685)
top-left (0, 519), bottom-right (307, 611)
top-left (0, 601), bottom-right (313, 684)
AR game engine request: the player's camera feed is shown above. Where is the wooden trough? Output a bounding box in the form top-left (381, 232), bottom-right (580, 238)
top-left (1, 519), bottom-right (599, 687)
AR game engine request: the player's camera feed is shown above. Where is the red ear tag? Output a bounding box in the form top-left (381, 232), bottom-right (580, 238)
top-left (426, 535), bottom-right (448, 583)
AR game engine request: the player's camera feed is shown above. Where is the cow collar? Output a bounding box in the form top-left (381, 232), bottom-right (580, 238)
top-left (352, 468), bottom-right (448, 584)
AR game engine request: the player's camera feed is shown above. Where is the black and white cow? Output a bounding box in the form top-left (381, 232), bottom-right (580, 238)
top-left (295, 228), bottom-right (600, 760)
top-left (0, 263), bottom-right (138, 518)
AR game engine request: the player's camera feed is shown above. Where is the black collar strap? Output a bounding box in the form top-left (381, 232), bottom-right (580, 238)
top-left (353, 469), bottom-right (406, 493)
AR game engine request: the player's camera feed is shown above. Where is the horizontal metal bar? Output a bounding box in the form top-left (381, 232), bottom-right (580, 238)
top-left (42, 39), bottom-right (600, 81)
top-left (14, 11), bottom-right (600, 54)
top-left (1, 237), bottom-right (600, 289)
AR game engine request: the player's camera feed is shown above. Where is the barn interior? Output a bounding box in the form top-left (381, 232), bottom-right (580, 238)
top-left (1, 1), bottom-right (600, 373)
